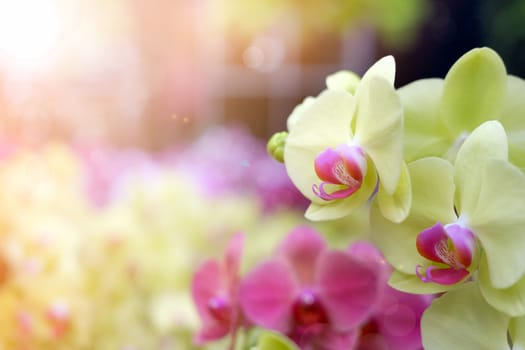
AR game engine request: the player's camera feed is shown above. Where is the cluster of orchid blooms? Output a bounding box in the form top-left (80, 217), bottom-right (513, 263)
top-left (192, 47), bottom-right (525, 350)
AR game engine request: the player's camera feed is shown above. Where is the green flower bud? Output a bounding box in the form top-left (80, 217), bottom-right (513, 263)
top-left (267, 131), bottom-right (288, 163)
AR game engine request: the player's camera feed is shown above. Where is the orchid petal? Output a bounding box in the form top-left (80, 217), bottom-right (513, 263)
top-left (388, 270), bottom-right (457, 295)
top-left (454, 120), bottom-right (508, 215)
top-left (285, 90), bottom-right (355, 204)
top-left (225, 233), bottom-right (244, 287)
top-left (398, 78), bottom-right (450, 162)
top-left (354, 76), bottom-right (403, 194)
top-left (409, 157), bottom-right (456, 223)
top-left (371, 207), bottom-right (427, 275)
top-left (370, 158), bottom-right (455, 275)
top-left (257, 331), bottom-right (300, 350)
top-left (440, 47), bottom-right (507, 133)
top-left (421, 282), bottom-right (511, 350)
top-left (317, 328), bottom-right (359, 350)
top-left (500, 75), bottom-right (525, 171)
top-left (276, 226), bottom-right (327, 285)
top-left (192, 260), bottom-right (222, 322)
top-left (316, 251), bottom-right (380, 331)
top-left (239, 260), bottom-right (297, 332)
top-left (478, 254), bottom-right (525, 317)
top-left (471, 159), bottom-right (525, 288)
top-left (326, 70), bottom-right (361, 94)
top-left (360, 55), bottom-right (396, 86)
top-left (287, 96), bottom-right (316, 131)
top-left (195, 323), bottom-right (230, 344)
top-left (416, 265), bottom-right (470, 285)
top-left (305, 158), bottom-right (377, 221)
top-left (376, 161), bottom-right (411, 223)
top-left (371, 286), bottom-right (432, 350)
top-left (509, 316), bottom-right (525, 350)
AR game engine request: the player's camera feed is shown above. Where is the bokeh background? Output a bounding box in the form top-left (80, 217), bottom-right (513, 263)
top-left (0, 0), bottom-right (523, 149)
top-left (0, 0), bottom-right (524, 349)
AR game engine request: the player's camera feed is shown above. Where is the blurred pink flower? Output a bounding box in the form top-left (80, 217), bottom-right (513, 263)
top-left (239, 226), bottom-right (384, 350)
top-left (350, 242), bottom-right (432, 350)
top-left (191, 233), bottom-right (244, 345)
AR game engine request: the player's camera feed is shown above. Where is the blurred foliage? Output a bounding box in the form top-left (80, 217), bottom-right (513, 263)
top-left (212, 0), bottom-right (429, 48)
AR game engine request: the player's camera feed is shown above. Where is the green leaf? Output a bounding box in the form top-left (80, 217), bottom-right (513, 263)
top-left (478, 253), bottom-right (525, 317)
top-left (440, 47), bottom-right (507, 134)
top-left (257, 331), bottom-right (300, 350)
top-left (398, 78), bottom-right (451, 162)
top-left (376, 161), bottom-right (411, 223)
top-left (422, 283), bottom-right (511, 350)
top-left (471, 159), bottom-right (525, 288)
top-left (354, 76), bottom-right (403, 194)
top-left (454, 121), bottom-right (508, 215)
top-left (284, 89), bottom-right (355, 204)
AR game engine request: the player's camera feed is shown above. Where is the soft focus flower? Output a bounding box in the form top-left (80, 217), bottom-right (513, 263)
top-left (284, 56), bottom-right (411, 223)
top-left (349, 242), bottom-right (432, 350)
top-left (372, 121), bottom-right (525, 337)
top-left (192, 233), bottom-right (244, 345)
top-left (239, 226), bottom-right (385, 350)
top-left (400, 47), bottom-right (525, 171)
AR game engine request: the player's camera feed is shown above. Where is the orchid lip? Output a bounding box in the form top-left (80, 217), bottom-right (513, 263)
top-left (292, 290), bottom-right (329, 327)
top-left (207, 296), bottom-right (231, 324)
top-left (415, 222), bottom-right (476, 285)
top-left (312, 144), bottom-right (367, 201)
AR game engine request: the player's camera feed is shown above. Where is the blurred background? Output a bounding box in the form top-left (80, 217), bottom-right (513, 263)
top-left (0, 0), bottom-right (523, 149)
top-left (0, 0), bottom-right (524, 349)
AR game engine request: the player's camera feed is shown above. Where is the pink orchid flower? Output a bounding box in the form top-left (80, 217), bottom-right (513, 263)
top-left (239, 226), bottom-right (384, 350)
top-left (191, 233), bottom-right (244, 346)
top-left (349, 242), bottom-right (432, 350)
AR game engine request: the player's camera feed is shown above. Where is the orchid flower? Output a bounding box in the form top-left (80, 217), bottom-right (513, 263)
top-left (371, 121), bottom-right (525, 318)
top-left (191, 233), bottom-right (244, 345)
top-left (283, 56), bottom-right (411, 223)
top-left (399, 46), bottom-right (525, 171)
top-left (239, 226), bottom-right (385, 350)
top-left (349, 242), bottom-right (432, 350)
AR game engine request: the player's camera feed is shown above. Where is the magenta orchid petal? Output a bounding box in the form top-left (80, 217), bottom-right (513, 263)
top-left (416, 265), bottom-right (470, 285)
top-left (313, 144), bottom-right (367, 201)
top-left (359, 286), bottom-right (432, 350)
top-left (195, 322), bottom-right (230, 345)
top-left (318, 328), bottom-right (360, 350)
top-left (313, 182), bottom-right (361, 201)
top-left (191, 260), bottom-right (233, 343)
top-left (347, 241), bottom-right (392, 285)
top-left (225, 232), bottom-right (244, 287)
top-left (239, 260), bottom-right (298, 332)
top-left (192, 260), bottom-right (223, 322)
top-left (276, 226), bottom-right (327, 285)
top-left (316, 251), bottom-right (380, 332)
top-left (415, 221), bottom-right (475, 285)
top-left (416, 222), bottom-right (449, 264)
top-left (443, 223), bottom-right (476, 267)
top-left (416, 222), bottom-right (475, 268)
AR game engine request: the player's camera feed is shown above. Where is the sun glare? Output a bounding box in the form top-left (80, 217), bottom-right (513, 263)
top-left (0, 0), bottom-right (62, 74)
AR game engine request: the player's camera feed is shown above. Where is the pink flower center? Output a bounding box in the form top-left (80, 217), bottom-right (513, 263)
top-left (292, 290), bottom-right (329, 327)
top-left (207, 296), bottom-right (231, 324)
top-left (415, 222), bottom-right (476, 285)
top-left (312, 144), bottom-right (367, 201)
